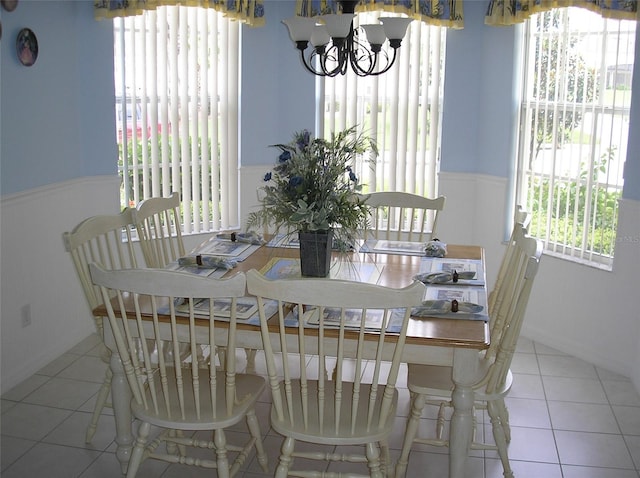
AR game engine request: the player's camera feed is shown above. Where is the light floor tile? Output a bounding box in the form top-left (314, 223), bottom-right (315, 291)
top-left (534, 342), bottom-right (569, 356)
top-left (510, 352), bottom-right (540, 375)
top-left (1, 403), bottom-right (72, 441)
top-left (555, 430), bottom-right (635, 469)
top-left (603, 380), bottom-right (640, 407)
top-left (538, 355), bottom-right (599, 379)
top-left (515, 336), bottom-right (535, 353)
top-left (42, 410), bottom-right (115, 451)
top-left (624, 435), bottom-right (640, 470)
top-left (1, 435), bottom-right (36, 472)
top-left (508, 373), bottom-right (546, 399)
top-left (1, 442), bottom-right (101, 478)
top-left (3, 334), bottom-right (640, 478)
top-left (56, 355), bottom-right (108, 383)
top-left (405, 450), bottom-right (485, 478)
top-left (485, 458), bottom-right (563, 478)
top-left (613, 405), bottom-right (640, 435)
top-left (37, 352), bottom-right (81, 377)
top-left (548, 401), bottom-right (621, 433)
top-left (484, 425), bottom-right (559, 463)
top-left (22, 377), bottom-right (101, 410)
top-left (502, 397), bottom-right (551, 429)
top-left (542, 376), bottom-right (609, 403)
top-left (1, 374), bottom-right (50, 402)
top-left (562, 464), bottom-right (640, 478)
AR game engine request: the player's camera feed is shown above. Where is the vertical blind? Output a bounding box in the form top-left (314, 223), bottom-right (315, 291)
top-left (115, 5), bottom-right (240, 234)
top-left (517, 7), bottom-right (635, 268)
top-left (321, 12), bottom-right (445, 199)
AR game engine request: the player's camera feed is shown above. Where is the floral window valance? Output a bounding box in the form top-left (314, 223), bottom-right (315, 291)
top-left (485, 0), bottom-right (638, 25)
top-left (93, 0), bottom-right (266, 26)
top-left (295, 0), bottom-right (465, 29)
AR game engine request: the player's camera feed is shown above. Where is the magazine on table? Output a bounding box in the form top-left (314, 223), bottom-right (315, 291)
top-left (176, 296), bottom-right (259, 320)
top-left (196, 238), bottom-right (253, 257)
top-left (260, 257), bottom-right (382, 284)
top-left (359, 239), bottom-right (426, 256)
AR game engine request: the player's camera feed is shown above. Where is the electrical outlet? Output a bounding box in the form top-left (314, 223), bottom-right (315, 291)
top-left (21, 304), bottom-right (32, 328)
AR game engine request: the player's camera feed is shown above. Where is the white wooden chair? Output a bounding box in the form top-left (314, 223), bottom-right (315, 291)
top-left (135, 192), bottom-right (257, 372)
top-left (362, 192), bottom-right (446, 242)
top-left (62, 209), bottom-right (138, 442)
top-left (488, 205), bottom-right (531, 316)
top-left (395, 225), bottom-right (542, 478)
top-left (134, 192), bottom-right (185, 269)
top-left (246, 269), bottom-right (425, 478)
top-left (89, 265), bottom-right (269, 478)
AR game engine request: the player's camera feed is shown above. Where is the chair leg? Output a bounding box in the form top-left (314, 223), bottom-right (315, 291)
top-left (246, 409), bottom-right (269, 472)
top-left (395, 393), bottom-right (426, 478)
top-left (379, 439), bottom-right (392, 477)
top-left (365, 442), bottom-right (384, 478)
top-left (496, 398), bottom-right (511, 443)
top-left (126, 421), bottom-right (150, 478)
top-left (487, 400), bottom-right (514, 478)
top-left (85, 366), bottom-right (112, 443)
top-left (214, 429), bottom-right (230, 478)
top-left (276, 436), bottom-right (295, 478)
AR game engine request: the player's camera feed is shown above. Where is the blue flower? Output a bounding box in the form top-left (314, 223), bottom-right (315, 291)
top-left (296, 130), bottom-right (311, 150)
top-left (349, 171), bottom-right (358, 182)
top-left (279, 151), bottom-right (291, 163)
top-left (263, 172), bottom-right (272, 181)
top-left (289, 176), bottom-right (303, 187)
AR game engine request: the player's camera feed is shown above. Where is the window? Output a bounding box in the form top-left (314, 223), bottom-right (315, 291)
top-left (114, 5), bottom-right (240, 234)
top-left (516, 7), bottom-right (635, 268)
top-left (320, 12), bottom-right (445, 199)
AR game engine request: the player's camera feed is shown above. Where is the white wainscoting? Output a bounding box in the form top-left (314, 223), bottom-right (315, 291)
top-left (0, 176), bottom-right (121, 393)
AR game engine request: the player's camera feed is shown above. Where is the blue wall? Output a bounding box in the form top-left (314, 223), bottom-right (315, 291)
top-left (1, 0), bottom-right (639, 199)
top-left (0, 1), bottom-right (116, 195)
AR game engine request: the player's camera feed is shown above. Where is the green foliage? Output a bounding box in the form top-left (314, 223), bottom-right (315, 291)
top-left (529, 148), bottom-right (620, 257)
top-left (118, 136), bottom-right (217, 204)
top-left (246, 126), bottom-right (377, 250)
top-left (530, 10), bottom-right (598, 160)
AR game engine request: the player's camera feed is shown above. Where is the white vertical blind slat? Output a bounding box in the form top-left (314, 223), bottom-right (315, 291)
top-left (116, 5), bottom-right (240, 234)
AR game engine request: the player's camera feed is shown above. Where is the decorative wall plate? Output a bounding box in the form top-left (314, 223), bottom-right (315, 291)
top-left (16, 28), bottom-right (37, 67)
top-left (1, 0), bottom-right (18, 12)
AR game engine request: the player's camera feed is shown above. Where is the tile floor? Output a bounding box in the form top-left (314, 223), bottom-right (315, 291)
top-left (2, 333), bottom-right (640, 477)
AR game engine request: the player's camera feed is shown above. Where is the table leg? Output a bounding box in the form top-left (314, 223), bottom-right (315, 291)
top-left (110, 350), bottom-right (133, 474)
top-left (449, 348), bottom-right (479, 478)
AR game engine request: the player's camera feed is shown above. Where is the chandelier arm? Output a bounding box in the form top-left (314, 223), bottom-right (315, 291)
top-left (367, 47), bottom-right (399, 76)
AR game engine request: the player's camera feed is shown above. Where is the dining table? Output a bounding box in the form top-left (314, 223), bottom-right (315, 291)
top-left (93, 235), bottom-right (490, 478)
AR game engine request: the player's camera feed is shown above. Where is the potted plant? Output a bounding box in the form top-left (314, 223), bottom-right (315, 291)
top-left (246, 126), bottom-right (377, 277)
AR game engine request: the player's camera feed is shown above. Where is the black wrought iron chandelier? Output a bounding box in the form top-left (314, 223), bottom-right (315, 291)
top-left (282, 0), bottom-right (412, 77)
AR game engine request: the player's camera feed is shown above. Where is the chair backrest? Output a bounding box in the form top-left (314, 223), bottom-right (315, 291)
top-left (63, 209), bottom-right (138, 335)
top-left (363, 192), bottom-right (445, 242)
top-left (483, 226), bottom-right (542, 382)
top-left (488, 205), bottom-right (531, 316)
top-left (89, 264), bottom-right (248, 418)
top-left (246, 269), bottom-right (425, 436)
top-left (134, 192), bottom-right (185, 268)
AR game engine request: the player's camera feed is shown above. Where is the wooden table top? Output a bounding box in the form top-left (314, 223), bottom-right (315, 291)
top-left (231, 242), bottom-right (488, 349)
top-left (93, 241), bottom-right (489, 351)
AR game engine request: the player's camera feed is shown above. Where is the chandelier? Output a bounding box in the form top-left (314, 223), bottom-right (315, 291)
top-left (282, 0), bottom-right (413, 77)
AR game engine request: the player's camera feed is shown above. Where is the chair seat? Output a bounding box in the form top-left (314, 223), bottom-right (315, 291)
top-left (270, 380), bottom-right (398, 445)
top-left (406, 363), bottom-right (513, 401)
top-left (133, 368), bottom-right (266, 430)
